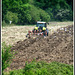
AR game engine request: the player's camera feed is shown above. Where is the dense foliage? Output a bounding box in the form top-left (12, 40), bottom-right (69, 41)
top-left (2, 42), bottom-right (14, 75)
top-left (4, 61), bottom-right (73, 75)
top-left (34, 0), bottom-right (73, 21)
top-left (2, 0), bottom-right (73, 25)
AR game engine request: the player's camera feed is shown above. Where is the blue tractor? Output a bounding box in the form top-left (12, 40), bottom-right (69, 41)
top-left (26, 21), bottom-right (49, 38)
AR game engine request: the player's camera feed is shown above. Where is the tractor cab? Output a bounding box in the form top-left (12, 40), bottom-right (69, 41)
top-left (36, 22), bottom-right (47, 29)
top-left (26, 21), bottom-right (49, 38)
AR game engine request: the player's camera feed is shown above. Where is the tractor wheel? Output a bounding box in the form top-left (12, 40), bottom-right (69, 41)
top-left (46, 28), bottom-right (49, 36)
top-left (47, 32), bottom-right (48, 36)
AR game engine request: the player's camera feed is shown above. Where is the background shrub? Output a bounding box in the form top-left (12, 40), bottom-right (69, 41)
top-left (2, 42), bottom-right (14, 74)
top-left (4, 61), bottom-right (73, 75)
top-left (55, 9), bottom-right (73, 21)
top-left (2, 0), bottom-right (73, 25)
top-left (5, 11), bottom-right (18, 24)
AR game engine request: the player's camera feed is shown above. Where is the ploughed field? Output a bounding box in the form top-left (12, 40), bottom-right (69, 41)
top-left (2, 22), bottom-right (73, 45)
top-left (4, 24), bottom-right (73, 71)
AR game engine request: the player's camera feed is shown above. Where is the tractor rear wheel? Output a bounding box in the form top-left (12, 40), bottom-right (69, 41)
top-left (47, 32), bottom-right (48, 36)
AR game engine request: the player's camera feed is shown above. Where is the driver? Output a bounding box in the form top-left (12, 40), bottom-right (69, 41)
top-left (33, 27), bottom-right (38, 33)
top-left (42, 27), bottom-right (46, 36)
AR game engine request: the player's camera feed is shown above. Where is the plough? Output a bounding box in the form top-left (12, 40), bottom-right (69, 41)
top-left (26, 21), bottom-right (49, 38)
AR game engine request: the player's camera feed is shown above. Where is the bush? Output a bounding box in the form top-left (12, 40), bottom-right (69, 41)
top-left (5, 11), bottom-right (18, 24)
top-left (2, 42), bottom-right (14, 74)
top-left (17, 4), bottom-right (50, 25)
top-left (39, 9), bottom-right (50, 22)
top-left (5, 61), bottom-right (73, 75)
top-left (45, 8), bottom-right (53, 21)
top-left (55, 9), bottom-right (73, 21)
top-left (47, 62), bottom-right (73, 75)
top-left (29, 5), bottom-right (40, 24)
top-left (2, 0), bottom-right (73, 25)
top-left (30, 5), bottom-right (50, 24)
top-left (17, 4), bottom-right (32, 25)
top-left (2, 20), bottom-right (7, 27)
top-left (23, 61), bottom-right (49, 75)
top-left (23, 61), bottom-right (73, 75)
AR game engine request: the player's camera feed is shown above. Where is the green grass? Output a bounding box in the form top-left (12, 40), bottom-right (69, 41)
top-left (2, 42), bottom-right (14, 75)
top-left (4, 61), bottom-right (73, 75)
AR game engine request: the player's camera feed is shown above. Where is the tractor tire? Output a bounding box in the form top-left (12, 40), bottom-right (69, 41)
top-left (46, 28), bottom-right (49, 36)
top-left (47, 32), bottom-right (48, 36)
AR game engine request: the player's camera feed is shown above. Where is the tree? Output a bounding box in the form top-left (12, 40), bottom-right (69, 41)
top-left (5, 11), bottom-right (18, 24)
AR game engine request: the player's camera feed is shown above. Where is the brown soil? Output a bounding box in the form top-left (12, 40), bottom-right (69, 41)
top-left (6, 25), bottom-right (73, 71)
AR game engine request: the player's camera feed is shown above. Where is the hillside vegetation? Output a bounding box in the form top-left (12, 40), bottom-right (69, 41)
top-left (4, 61), bottom-right (73, 75)
top-left (2, 0), bottom-right (73, 25)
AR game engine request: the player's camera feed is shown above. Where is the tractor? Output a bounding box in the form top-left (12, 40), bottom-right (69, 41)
top-left (26, 21), bottom-right (49, 38)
